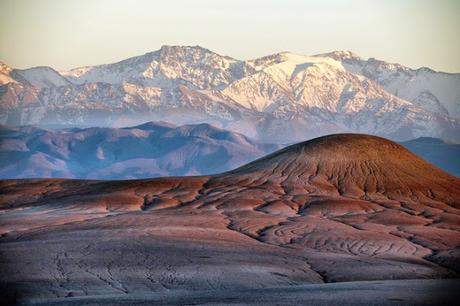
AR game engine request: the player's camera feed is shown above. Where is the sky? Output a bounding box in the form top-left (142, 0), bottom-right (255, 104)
top-left (0, 0), bottom-right (459, 72)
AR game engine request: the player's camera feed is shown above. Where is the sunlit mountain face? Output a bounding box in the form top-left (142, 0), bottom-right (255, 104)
top-left (2, 46), bottom-right (460, 144)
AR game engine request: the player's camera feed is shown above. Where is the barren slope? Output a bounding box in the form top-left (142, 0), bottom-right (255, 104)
top-left (1, 134), bottom-right (459, 304)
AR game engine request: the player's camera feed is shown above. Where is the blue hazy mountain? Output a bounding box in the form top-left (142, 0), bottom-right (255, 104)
top-left (0, 122), bottom-right (280, 179)
top-left (400, 137), bottom-right (460, 177)
top-left (1, 122), bottom-right (458, 179)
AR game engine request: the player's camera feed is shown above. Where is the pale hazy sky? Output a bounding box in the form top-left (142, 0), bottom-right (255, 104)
top-left (0, 0), bottom-right (459, 72)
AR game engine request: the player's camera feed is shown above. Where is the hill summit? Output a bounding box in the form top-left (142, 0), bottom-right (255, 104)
top-left (220, 134), bottom-right (460, 201)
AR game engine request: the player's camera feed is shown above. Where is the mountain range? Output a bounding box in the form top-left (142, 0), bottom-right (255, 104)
top-left (1, 121), bottom-right (459, 179)
top-left (0, 122), bottom-right (279, 179)
top-left (1, 46), bottom-right (460, 143)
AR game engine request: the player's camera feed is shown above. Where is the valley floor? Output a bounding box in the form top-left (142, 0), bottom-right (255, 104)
top-left (18, 279), bottom-right (460, 306)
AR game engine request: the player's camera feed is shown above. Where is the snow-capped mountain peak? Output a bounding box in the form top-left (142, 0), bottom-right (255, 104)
top-left (0, 62), bottom-right (19, 85)
top-left (316, 50), bottom-right (362, 61)
top-left (1, 46), bottom-right (459, 143)
top-left (59, 45), bottom-right (244, 90)
top-left (11, 66), bottom-right (71, 87)
top-left (336, 54), bottom-right (460, 118)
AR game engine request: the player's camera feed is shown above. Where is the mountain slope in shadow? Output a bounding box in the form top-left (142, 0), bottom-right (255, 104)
top-left (0, 121), bottom-right (280, 179)
top-left (401, 137), bottom-right (460, 177)
top-left (2, 122), bottom-right (459, 179)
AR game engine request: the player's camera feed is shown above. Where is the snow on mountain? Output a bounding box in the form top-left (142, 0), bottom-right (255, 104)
top-left (10, 66), bottom-right (71, 87)
top-left (0, 63), bottom-right (71, 87)
top-left (60, 45), bottom-right (244, 89)
top-left (0, 62), bottom-right (18, 85)
top-left (1, 46), bottom-right (459, 143)
top-left (324, 53), bottom-right (460, 119)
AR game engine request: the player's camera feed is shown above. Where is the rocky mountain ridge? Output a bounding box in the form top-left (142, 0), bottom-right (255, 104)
top-left (1, 46), bottom-right (459, 143)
